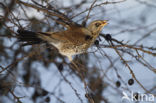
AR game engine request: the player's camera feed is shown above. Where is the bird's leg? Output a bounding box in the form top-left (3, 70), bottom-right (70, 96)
top-left (67, 56), bottom-right (73, 62)
top-left (67, 55), bottom-right (82, 73)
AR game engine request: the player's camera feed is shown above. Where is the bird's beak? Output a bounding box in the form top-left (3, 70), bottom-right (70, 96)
top-left (101, 20), bottom-right (108, 26)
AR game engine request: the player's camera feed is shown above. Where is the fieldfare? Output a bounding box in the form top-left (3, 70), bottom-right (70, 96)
top-left (17, 20), bottom-right (108, 61)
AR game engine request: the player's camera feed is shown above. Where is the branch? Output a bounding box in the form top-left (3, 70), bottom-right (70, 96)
top-left (15, 0), bottom-right (76, 29)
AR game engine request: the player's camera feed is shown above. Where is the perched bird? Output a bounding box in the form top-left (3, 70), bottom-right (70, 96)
top-left (17, 20), bottom-right (108, 61)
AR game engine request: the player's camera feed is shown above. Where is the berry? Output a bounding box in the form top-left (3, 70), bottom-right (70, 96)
top-left (45, 96), bottom-right (50, 102)
top-left (105, 34), bottom-right (112, 41)
top-left (128, 78), bottom-right (134, 85)
top-left (58, 64), bottom-right (63, 71)
top-left (94, 40), bottom-right (99, 46)
top-left (116, 81), bottom-right (121, 87)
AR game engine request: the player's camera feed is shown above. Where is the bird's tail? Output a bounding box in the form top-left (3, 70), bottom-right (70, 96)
top-left (17, 29), bottom-right (44, 46)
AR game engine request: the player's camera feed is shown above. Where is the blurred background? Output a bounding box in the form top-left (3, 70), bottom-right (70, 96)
top-left (0, 0), bottom-right (156, 103)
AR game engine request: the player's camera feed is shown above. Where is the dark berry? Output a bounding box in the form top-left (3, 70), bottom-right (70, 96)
top-left (116, 81), bottom-right (121, 87)
top-left (82, 21), bottom-right (86, 27)
top-left (45, 96), bottom-right (50, 102)
top-left (94, 40), bottom-right (99, 46)
top-left (58, 64), bottom-right (63, 71)
top-left (105, 34), bottom-right (112, 41)
top-left (128, 78), bottom-right (134, 85)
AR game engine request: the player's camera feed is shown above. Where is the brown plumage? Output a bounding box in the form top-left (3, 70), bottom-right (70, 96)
top-left (17, 20), bottom-right (108, 61)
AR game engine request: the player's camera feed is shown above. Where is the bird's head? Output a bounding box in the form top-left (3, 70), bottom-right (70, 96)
top-left (87, 20), bottom-right (108, 36)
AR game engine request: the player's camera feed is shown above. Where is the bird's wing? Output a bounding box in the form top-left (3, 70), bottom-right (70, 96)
top-left (37, 27), bottom-right (92, 46)
top-left (37, 31), bottom-right (69, 43)
top-left (66, 27), bottom-right (93, 45)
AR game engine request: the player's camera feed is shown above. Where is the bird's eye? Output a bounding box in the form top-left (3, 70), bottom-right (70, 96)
top-left (95, 23), bottom-right (101, 27)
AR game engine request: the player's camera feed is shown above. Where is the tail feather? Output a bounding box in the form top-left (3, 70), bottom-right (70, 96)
top-left (17, 29), bottom-right (44, 46)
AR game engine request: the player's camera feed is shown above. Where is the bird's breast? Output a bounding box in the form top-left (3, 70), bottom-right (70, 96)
top-left (59, 42), bottom-right (89, 57)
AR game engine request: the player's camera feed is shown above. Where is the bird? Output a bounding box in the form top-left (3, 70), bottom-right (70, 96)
top-left (17, 20), bottom-right (108, 61)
